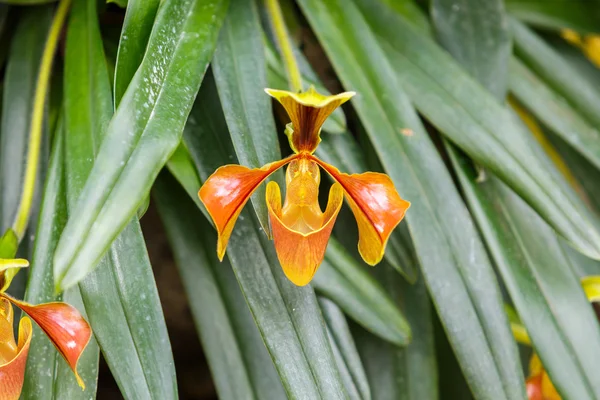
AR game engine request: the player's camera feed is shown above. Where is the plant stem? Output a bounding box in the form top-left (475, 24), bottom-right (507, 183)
top-left (265, 0), bottom-right (302, 92)
top-left (12, 0), bottom-right (71, 240)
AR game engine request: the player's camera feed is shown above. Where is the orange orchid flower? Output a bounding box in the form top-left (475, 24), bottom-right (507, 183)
top-left (199, 86), bottom-right (410, 286)
top-left (0, 259), bottom-right (92, 399)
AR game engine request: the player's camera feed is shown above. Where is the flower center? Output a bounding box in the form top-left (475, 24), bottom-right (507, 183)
top-left (281, 158), bottom-right (324, 234)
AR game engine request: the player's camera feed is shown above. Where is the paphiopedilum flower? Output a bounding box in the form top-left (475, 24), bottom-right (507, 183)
top-left (199, 86), bottom-right (410, 286)
top-left (0, 259), bottom-right (92, 399)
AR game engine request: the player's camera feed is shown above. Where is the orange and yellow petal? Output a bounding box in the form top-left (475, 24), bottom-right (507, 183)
top-left (265, 86), bottom-right (355, 153)
top-left (313, 156), bottom-right (410, 265)
top-left (198, 155), bottom-right (298, 260)
top-left (267, 181), bottom-right (344, 286)
top-left (4, 296), bottom-right (92, 389)
top-left (0, 299), bottom-right (33, 400)
top-left (526, 374), bottom-right (544, 400)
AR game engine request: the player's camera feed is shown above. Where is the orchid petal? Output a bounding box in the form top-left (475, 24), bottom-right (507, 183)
top-left (4, 295), bottom-right (92, 389)
top-left (525, 375), bottom-right (543, 400)
top-left (198, 154), bottom-right (298, 260)
top-left (312, 156), bottom-right (410, 265)
top-left (266, 180), bottom-right (344, 286)
top-left (0, 299), bottom-right (32, 400)
top-left (265, 86), bottom-right (355, 153)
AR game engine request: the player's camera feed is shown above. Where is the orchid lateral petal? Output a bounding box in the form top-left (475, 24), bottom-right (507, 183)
top-left (0, 298), bottom-right (32, 400)
top-left (4, 295), bottom-right (92, 389)
top-left (266, 180), bottom-right (344, 286)
top-left (265, 87), bottom-right (355, 153)
top-left (198, 154), bottom-right (298, 260)
top-left (312, 156), bottom-right (410, 265)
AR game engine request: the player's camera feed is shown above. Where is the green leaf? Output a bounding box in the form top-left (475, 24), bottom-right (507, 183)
top-left (509, 58), bottom-right (600, 170)
top-left (313, 239), bottom-right (411, 347)
top-left (183, 74), bottom-right (346, 399)
top-left (315, 129), bottom-right (418, 282)
top-left (212, 0), bottom-right (282, 234)
top-left (297, 0), bottom-right (526, 398)
top-left (20, 121), bottom-right (66, 399)
top-left (352, 264), bottom-right (438, 400)
top-left (0, 6), bottom-right (51, 232)
top-left (113, 0), bottom-right (160, 106)
top-left (549, 132), bottom-right (600, 214)
top-left (155, 171), bottom-right (286, 400)
top-left (378, 0), bottom-right (430, 35)
top-left (512, 19), bottom-right (600, 137)
top-left (62, 0), bottom-right (177, 397)
top-left (431, 0), bottom-right (511, 99)
top-left (319, 297), bottom-right (371, 400)
top-left (359, 0), bottom-right (600, 260)
top-left (165, 143), bottom-right (206, 213)
top-left (449, 148), bottom-right (600, 400)
top-left (108, 0), bottom-right (128, 8)
top-left (506, 0), bottom-right (600, 34)
top-left (53, 0), bottom-right (229, 290)
top-left (0, 0), bottom-right (56, 4)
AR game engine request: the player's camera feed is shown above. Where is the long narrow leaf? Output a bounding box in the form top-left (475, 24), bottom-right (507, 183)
top-left (297, 1), bottom-right (525, 398)
top-left (62, 0), bottom-right (176, 397)
top-left (431, 0), bottom-right (511, 100)
top-left (509, 58), bottom-right (600, 170)
top-left (313, 239), bottom-right (411, 347)
top-left (511, 19), bottom-right (600, 134)
top-left (20, 124), bottom-right (66, 399)
top-left (506, 0), bottom-right (600, 34)
top-left (155, 171), bottom-right (285, 400)
top-left (319, 297), bottom-right (371, 400)
top-left (0, 6), bottom-right (51, 231)
top-left (356, 0), bottom-right (600, 260)
top-left (353, 264), bottom-right (437, 400)
top-left (53, 0), bottom-right (229, 290)
top-left (449, 149), bottom-right (600, 400)
top-left (113, 0), bottom-right (160, 106)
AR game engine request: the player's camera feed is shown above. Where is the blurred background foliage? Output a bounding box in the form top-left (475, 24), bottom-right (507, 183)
top-left (0, 0), bottom-right (600, 398)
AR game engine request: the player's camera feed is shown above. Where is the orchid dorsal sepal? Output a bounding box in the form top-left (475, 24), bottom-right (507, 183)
top-left (199, 86), bottom-right (410, 286)
top-left (265, 86), bottom-right (355, 154)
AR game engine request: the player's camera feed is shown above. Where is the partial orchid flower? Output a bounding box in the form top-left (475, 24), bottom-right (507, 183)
top-left (0, 258), bottom-right (92, 399)
top-left (523, 276), bottom-right (600, 400)
top-left (199, 86), bottom-right (410, 286)
top-left (525, 354), bottom-right (560, 400)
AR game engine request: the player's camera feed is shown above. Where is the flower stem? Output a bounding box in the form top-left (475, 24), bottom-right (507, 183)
top-left (266, 0), bottom-right (303, 92)
top-left (12, 0), bottom-right (71, 240)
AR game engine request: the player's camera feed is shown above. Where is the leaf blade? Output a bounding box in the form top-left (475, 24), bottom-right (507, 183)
top-left (360, 0), bottom-right (600, 260)
top-left (53, 0), bottom-right (230, 290)
top-left (62, 0), bottom-right (177, 397)
top-left (297, 0), bottom-right (526, 398)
